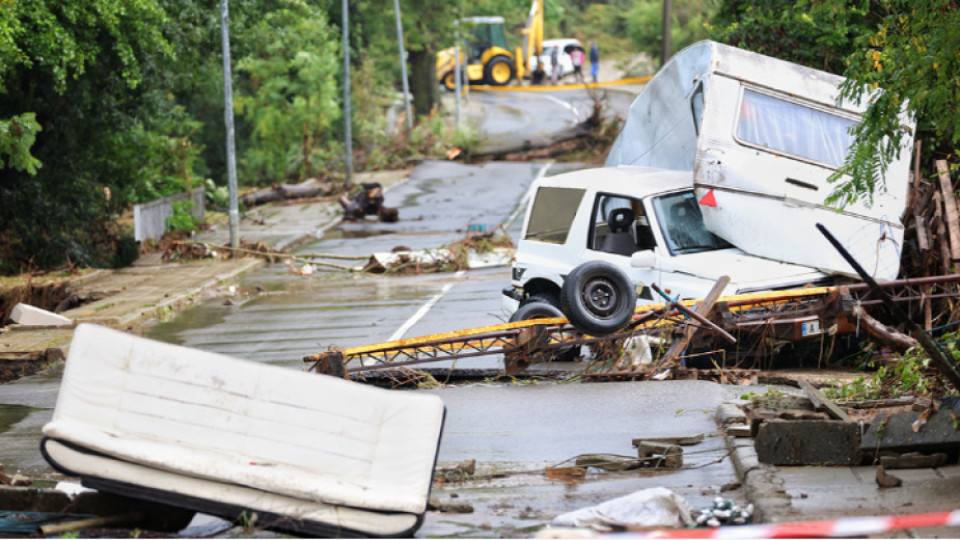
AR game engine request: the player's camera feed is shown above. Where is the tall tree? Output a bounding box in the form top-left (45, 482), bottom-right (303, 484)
top-left (0, 0), bottom-right (190, 273)
top-left (829, 0), bottom-right (960, 206)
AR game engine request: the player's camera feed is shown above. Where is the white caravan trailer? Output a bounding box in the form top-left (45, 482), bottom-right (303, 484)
top-left (606, 41), bottom-right (914, 280)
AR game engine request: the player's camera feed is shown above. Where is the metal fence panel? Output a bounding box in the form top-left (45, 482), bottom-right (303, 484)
top-left (133, 189), bottom-right (205, 242)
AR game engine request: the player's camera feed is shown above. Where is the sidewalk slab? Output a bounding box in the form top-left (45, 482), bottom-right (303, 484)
top-left (722, 401), bottom-right (960, 536)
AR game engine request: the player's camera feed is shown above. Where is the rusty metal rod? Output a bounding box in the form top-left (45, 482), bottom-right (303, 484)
top-left (651, 283), bottom-right (737, 344)
top-left (817, 223), bottom-right (960, 390)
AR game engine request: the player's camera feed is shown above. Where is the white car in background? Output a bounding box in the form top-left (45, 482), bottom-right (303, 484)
top-left (527, 38), bottom-right (582, 79)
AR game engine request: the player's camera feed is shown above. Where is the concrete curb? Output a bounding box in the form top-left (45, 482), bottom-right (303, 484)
top-left (120, 257), bottom-right (266, 331)
top-left (716, 400), bottom-right (786, 523)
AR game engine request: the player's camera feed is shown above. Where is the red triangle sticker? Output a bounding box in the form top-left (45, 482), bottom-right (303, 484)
top-left (699, 190), bottom-right (717, 207)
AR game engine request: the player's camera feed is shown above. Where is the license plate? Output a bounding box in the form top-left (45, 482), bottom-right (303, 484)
top-left (801, 320), bottom-right (822, 336)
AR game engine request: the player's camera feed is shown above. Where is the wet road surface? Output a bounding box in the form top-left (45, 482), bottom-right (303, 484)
top-left (137, 158), bottom-right (751, 537)
top-left (0, 86), bottom-right (761, 538)
top-left (144, 160), bottom-right (545, 370)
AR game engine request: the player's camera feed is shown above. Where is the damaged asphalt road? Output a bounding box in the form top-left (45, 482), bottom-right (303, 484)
top-left (418, 380), bottom-right (750, 537)
top-left (0, 159), bottom-right (765, 537)
top-left (136, 160), bottom-right (759, 536)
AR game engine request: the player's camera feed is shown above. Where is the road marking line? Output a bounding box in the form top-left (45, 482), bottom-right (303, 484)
top-left (389, 270), bottom-right (466, 341)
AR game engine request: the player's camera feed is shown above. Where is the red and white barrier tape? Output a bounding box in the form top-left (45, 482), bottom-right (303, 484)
top-left (617, 509), bottom-right (960, 538)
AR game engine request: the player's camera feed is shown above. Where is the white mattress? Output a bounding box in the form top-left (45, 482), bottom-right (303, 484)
top-left (42, 323), bottom-right (445, 536)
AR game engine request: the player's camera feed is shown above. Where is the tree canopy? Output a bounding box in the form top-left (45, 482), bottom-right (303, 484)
top-left (2, 0), bottom-right (958, 274)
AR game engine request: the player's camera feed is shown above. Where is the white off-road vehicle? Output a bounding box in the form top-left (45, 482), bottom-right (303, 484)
top-left (502, 166), bottom-right (836, 334)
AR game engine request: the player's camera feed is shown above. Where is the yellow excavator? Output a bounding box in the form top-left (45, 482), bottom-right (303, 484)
top-left (436, 0), bottom-right (544, 90)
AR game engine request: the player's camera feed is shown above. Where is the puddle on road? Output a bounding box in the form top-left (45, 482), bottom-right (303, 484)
top-left (338, 227), bottom-right (397, 239)
top-left (0, 404), bottom-right (34, 435)
top-left (143, 301), bottom-right (230, 345)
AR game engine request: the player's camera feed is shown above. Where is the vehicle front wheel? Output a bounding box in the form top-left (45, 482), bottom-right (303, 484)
top-left (509, 293), bottom-right (563, 321)
top-left (509, 294), bottom-right (580, 363)
top-left (484, 55), bottom-right (514, 86)
top-left (561, 261), bottom-right (636, 335)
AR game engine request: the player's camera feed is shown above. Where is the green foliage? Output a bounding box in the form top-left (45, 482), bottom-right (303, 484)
top-left (0, 113), bottom-right (42, 174)
top-left (0, 0), bottom-right (197, 273)
top-left (709, 0), bottom-right (870, 74)
top-left (625, 0), bottom-right (714, 62)
top-left (235, 2), bottom-right (342, 183)
top-left (205, 178), bottom-right (230, 210)
top-left (166, 200), bottom-right (199, 233)
top-left (825, 341), bottom-right (946, 401)
top-left (828, 1), bottom-right (960, 207)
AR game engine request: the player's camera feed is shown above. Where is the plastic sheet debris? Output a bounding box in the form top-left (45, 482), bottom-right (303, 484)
top-left (551, 487), bottom-right (694, 531)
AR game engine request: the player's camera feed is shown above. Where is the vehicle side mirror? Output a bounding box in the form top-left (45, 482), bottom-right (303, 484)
top-left (630, 250), bottom-right (657, 268)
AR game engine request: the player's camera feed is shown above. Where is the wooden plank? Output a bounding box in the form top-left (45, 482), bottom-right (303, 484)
top-left (933, 193), bottom-right (951, 273)
top-left (655, 276), bottom-right (730, 368)
top-left (936, 159), bottom-right (960, 261)
top-left (904, 139), bottom-right (921, 221)
top-left (798, 379), bottom-right (852, 423)
top-left (915, 215), bottom-right (930, 251)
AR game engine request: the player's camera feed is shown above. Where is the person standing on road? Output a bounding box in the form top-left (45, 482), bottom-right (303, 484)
top-left (550, 45), bottom-right (560, 85)
top-left (571, 46), bottom-right (585, 83)
top-left (589, 40), bottom-right (599, 83)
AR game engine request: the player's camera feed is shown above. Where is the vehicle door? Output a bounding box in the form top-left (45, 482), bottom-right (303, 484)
top-left (582, 192), bottom-right (661, 304)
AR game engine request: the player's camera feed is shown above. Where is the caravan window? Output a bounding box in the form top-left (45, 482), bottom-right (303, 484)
top-left (736, 89), bottom-right (857, 168)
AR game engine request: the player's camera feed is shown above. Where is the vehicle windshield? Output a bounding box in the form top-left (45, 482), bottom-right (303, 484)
top-left (652, 191), bottom-right (732, 255)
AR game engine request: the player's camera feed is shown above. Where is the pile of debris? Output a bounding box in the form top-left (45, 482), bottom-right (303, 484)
top-left (902, 158), bottom-right (960, 283)
top-left (160, 238), bottom-right (283, 263)
top-left (338, 182), bottom-right (398, 222)
top-left (719, 380), bottom-right (960, 470)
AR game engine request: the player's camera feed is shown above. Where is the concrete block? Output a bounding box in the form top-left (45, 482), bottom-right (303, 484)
top-left (636, 441), bottom-right (683, 468)
top-left (715, 403), bottom-right (747, 426)
top-left (749, 409), bottom-right (775, 437)
top-left (879, 452), bottom-right (948, 469)
top-left (575, 454), bottom-right (642, 471)
top-left (862, 409), bottom-right (960, 457)
top-left (631, 433), bottom-right (704, 447)
top-left (755, 418), bottom-right (860, 466)
top-left (776, 409), bottom-right (829, 420)
top-left (726, 423), bottom-right (752, 437)
top-left (10, 303), bottom-right (72, 326)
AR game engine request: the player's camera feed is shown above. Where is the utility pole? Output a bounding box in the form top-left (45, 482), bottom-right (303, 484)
top-left (661, 0), bottom-right (672, 68)
top-left (393, 0), bottom-right (414, 132)
top-left (342, 0), bottom-right (353, 186)
top-left (220, 0), bottom-right (239, 250)
top-left (454, 20), bottom-right (461, 125)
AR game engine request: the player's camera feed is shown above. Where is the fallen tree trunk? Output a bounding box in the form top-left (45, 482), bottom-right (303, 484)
top-left (241, 180), bottom-right (332, 208)
top-left (852, 304), bottom-right (918, 352)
